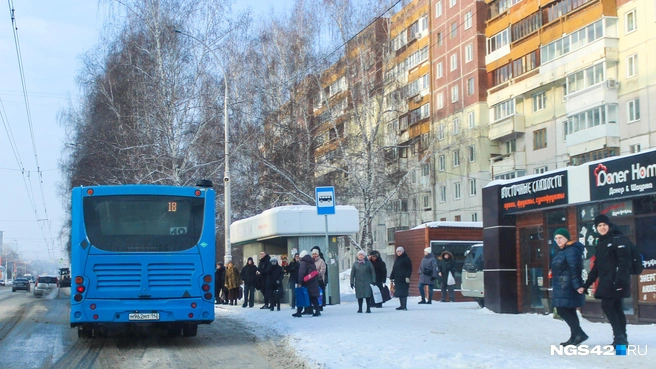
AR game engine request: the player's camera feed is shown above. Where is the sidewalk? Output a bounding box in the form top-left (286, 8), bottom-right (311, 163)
top-left (215, 282), bottom-right (654, 369)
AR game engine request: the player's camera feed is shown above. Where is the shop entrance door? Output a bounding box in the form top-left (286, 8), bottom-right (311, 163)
top-left (520, 226), bottom-right (548, 313)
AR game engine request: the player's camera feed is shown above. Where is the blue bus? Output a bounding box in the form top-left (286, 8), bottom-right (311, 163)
top-left (70, 180), bottom-right (216, 338)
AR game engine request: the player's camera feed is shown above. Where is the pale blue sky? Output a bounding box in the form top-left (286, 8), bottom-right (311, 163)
top-left (0, 1), bottom-right (293, 264)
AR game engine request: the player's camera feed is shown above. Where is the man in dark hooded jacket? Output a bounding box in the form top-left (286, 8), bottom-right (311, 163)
top-left (438, 251), bottom-right (456, 302)
top-left (580, 214), bottom-right (632, 345)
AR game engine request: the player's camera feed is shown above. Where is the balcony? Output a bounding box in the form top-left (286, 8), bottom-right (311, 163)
top-left (566, 123), bottom-right (620, 157)
top-left (566, 81), bottom-right (618, 114)
top-left (488, 114), bottom-right (525, 141)
top-left (485, 44), bottom-right (510, 66)
top-left (490, 152), bottom-right (526, 176)
top-left (540, 37), bottom-right (619, 81)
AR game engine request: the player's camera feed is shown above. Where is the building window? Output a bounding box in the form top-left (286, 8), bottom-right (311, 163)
top-left (453, 118), bottom-right (460, 135)
top-left (453, 149), bottom-right (460, 167)
top-left (469, 178), bottom-right (477, 196)
top-left (491, 63), bottom-right (512, 87)
top-left (628, 99), bottom-right (640, 123)
top-left (567, 104), bottom-right (618, 135)
top-left (630, 144), bottom-right (641, 153)
top-left (437, 124), bottom-right (445, 140)
top-left (464, 11), bottom-right (472, 30)
top-left (512, 50), bottom-right (539, 78)
top-left (436, 62), bottom-right (443, 78)
top-left (454, 182), bottom-right (461, 199)
top-left (533, 128), bottom-right (547, 150)
top-left (511, 11), bottom-right (541, 41)
top-left (468, 145), bottom-right (476, 162)
top-left (437, 92), bottom-right (444, 109)
top-left (533, 91), bottom-right (546, 112)
top-left (471, 213), bottom-right (478, 222)
top-left (422, 193), bottom-right (430, 209)
top-left (450, 54), bottom-right (458, 71)
top-left (438, 154), bottom-right (445, 171)
top-left (569, 147), bottom-right (618, 166)
top-left (625, 9), bottom-right (637, 34)
top-left (451, 22), bottom-right (458, 38)
top-left (439, 186), bottom-right (446, 203)
top-left (487, 28), bottom-right (510, 54)
top-left (437, 32), bottom-right (443, 46)
top-left (505, 138), bottom-right (516, 154)
top-left (467, 77), bottom-right (475, 95)
top-left (421, 163), bottom-right (430, 176)
top-left (492, 99), bottom-right (515, 121)
top-left (534, 166), bottom-right (548, 174)
top-left (567, 63), bottom-right (605, 94)
top-left (451, 85), bottom-right (459, 103)
top-left (449, 0), bottom-right (456, 8)
top-left (436, 1), bottom-right (442, 17)
top-left (455, 215), bottom-right (461, 221)
top-left (627, 54), bottom-right (638, 78)
top-left (465, 44), bottom-right (473, 63)
top-left (468, 111), bottom-right (475, 129)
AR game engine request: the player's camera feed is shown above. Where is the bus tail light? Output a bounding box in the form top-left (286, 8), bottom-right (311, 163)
top-left (202, 284), bottom-right (210, 292)
top-left (74, 294), bottom-right (83, 302)
top-left (203, 275), bottom-right (212, 283)
top-left (77, 286), bottom-right (86, 293)
top-left (75, 276), bottom-right (84, 284)
top-left (188, 313), bottom-right (194, 318)
top-left (191, 302), bottom-right (197, 308)
top-left (204, 292), bottom-right (212, 300)
top-left (93, 314), bottom-right (99, 320)
top-left (90, 304), bottom-right (97, 310)
top-left (86, 189), bottom-right (94, 196)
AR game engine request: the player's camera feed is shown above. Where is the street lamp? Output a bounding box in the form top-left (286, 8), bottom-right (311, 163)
top-left (174, 29), bottom-right (231, 264)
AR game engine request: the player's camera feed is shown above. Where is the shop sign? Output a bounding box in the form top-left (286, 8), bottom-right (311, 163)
top-left (589, 151), bottom-right (656, 201)
top-left (499, 172), bottom-right (568, 214)
top-left (599, 200), bottom-right (633, 218)
top-left (638, 271), bottom-right (656, 303)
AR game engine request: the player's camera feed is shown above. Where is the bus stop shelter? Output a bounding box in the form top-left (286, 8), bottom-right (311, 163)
top-left (230, 205), bottom-right (359, 305)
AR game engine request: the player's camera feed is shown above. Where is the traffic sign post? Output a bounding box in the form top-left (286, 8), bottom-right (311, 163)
top-left (315, 186), bottom-right (335, 215)
top-left (316, 186), bottom-right (335, 305)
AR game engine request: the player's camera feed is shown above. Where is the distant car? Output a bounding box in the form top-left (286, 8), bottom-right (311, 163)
top-left (33, 276), bottom-right (59, 297)
top-left (12, 278), bottom-right (31, 292)
top-left (0, 279), bottom-right (5, 286)
top-left (461, 243), bottom-right (484, 308)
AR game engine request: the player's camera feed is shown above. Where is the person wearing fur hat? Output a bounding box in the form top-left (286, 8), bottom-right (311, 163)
top-left (350, 250), bottom-right (376, 313)
top-left (418, 247), bottom-right (438, 304)
top-left (368, 250), bottom-right (387, 308)
top-left (390, 246), bottom-right (413, 310)
top-left (551, 228), bottom-right (587, 346)
top-left (579, 214), bottom-right (632, 345)
top-left (265, 257), bottom-right (285, 311)
top-left (292, 250), bottom-right (322, 317)
top-left (240, 257), bottom-right (258, 308)
top-left (438, 250), bottom-right (456, 302)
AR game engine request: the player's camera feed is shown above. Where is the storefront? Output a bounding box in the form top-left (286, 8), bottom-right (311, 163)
top-left (482, 149), bottom-right (656, 323)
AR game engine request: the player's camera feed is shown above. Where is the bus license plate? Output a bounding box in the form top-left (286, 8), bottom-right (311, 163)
top-left (467, 272), bottom-right (477, 278)
top-left (129, 313), bottom-right (160, 321)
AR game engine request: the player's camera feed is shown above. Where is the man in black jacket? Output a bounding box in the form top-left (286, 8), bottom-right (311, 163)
top-left (257, 252), bottom-right (272, 309)
top-left (579, 214), bottom-right (632, 345)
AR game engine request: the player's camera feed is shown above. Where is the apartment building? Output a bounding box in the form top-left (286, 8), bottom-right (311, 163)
top-left (381, 0), bottom-right (431, 249)
top-left (616, 0), bottom-right (656, 154)
top-left (485, 0), bottom-right (623, 178)
top-left (431, 0), bottom-right (494, 222)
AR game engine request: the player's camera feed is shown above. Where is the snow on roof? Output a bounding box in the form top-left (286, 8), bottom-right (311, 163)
top-left (411, 221), bottom-right (483, 230)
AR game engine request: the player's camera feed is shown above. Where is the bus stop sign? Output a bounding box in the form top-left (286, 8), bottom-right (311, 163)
top-left (315, 186), bottom-right (335, 215)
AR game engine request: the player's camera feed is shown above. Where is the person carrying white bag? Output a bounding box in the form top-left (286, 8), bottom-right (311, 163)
top-left (438, 250), bottom-right (457, 302)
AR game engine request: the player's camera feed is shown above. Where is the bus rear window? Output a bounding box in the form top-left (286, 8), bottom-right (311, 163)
top-left (83, 195), bottom-right (204, 252)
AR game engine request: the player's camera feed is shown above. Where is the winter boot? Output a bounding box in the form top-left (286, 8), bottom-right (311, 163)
top-left (418, 299), bottom-right (426, 304)
top-left (570, 331), bottom-right (589, 346)
top-left (277, 303), bottom-right (281, 311)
